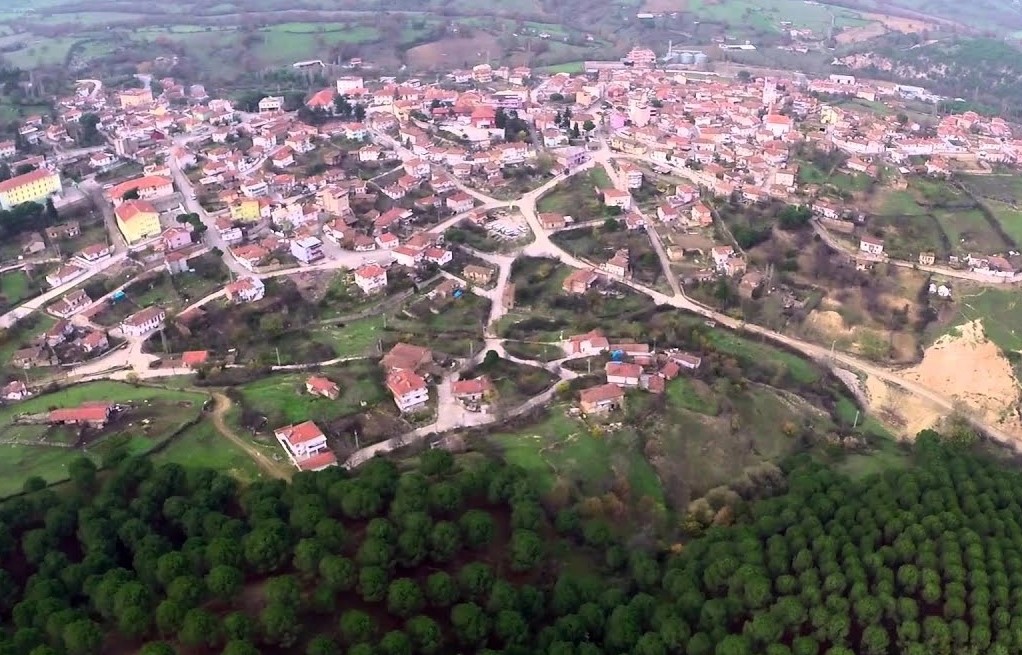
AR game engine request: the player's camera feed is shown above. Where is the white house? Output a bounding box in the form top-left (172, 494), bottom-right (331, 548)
top-left (386, 369), bottom-right (430, 413)
top-left (46, 263), bottom-right (87, 289)
top-left (225, 276), bottom-right (266, 303)
top-left (274, 420), bottom-right (338, 471)
top-left (423, 247), bottom-right (453, 267)
top-left (859, 236), bottom-right (884, 256)
top-left (603, 188), bottom-right (632, 211)
top-left (1, 380), bottom-right (30, 402)
top-left (120, 306), bottom-right (165, 337)
top-left (258, 96), bottom-right (285, 113)
top-left (290, 236), bottom-right (324, 263)
top-left (605, 362), bottom-right (642, 388)
top-left (354, 264), bottom-right (388, 294)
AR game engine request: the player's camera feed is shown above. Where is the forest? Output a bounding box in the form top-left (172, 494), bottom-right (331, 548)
top-left (1, 432), bottom-right (1021, 655)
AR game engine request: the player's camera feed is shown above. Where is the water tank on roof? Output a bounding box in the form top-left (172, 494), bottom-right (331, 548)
top-left (611, 350), bottom-right (625, 361)
top-left (680, 51), bottom-right (695, 65)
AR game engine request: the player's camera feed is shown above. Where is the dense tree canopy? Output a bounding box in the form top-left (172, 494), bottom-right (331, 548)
top-left (2, 435), bottom-right (1021, 655)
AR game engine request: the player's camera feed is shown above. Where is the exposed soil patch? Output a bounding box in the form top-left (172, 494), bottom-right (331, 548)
top-left (864, 374), bottom-right (942, 438)
top-left (405, 34), bottom-right (506, 70)
top-left (901, 320), bottom-right (1022, 437)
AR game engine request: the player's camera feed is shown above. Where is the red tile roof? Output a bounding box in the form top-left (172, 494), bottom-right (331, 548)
top-left (276, 420), bottom-right (325, 445)
top-left (298, 450), bottom-right (338, 471)
top-left (182, 351), bottom-right (209, 367)
top-left (0, 168), bottom-right (54, 194)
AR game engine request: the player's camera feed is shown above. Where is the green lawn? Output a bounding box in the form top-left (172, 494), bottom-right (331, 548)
top-left (154, 420), bottom-right (264, 483)
top-left (312, 316), bottom-right (385, 358)
top-left (837, 438), bottom-right (911, 480)
top-left (705, 330), bottom-right (820, 385)
top-left (484, 407), bottom-right (665, 506)
top-left (237, 361), bottom-right (387, 429)
top-left (666, 378), bottom-right (719, 415)
top-left (0, 446), bottom-right (96, 498)
top-left (934, 286), bottom-right (1022, 353)
top-left (0, 270), bottom-right (37, 309)
top-left (540, 61), bottom-right (585, 74)
top-left (983, 200), bottom-right (1022, 246)
top-left (0, 381), bottom-right (206, 423)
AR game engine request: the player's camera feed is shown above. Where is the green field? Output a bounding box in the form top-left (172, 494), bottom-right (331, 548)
top-left (934, 286), bottom-right (1022, 353)
top-left (0, 270), bottom-right (37, 310)
top-left (685, 0), bottom-right (868, 32)
top-left (154, 420), bottom-right (264, 482)
top-left (311, 316), bottom-right (385, 359)
top-left (0, 446), bottom-right (96, 498)
top-left (0, 380), bottom-right (206, 423)
top-left (235, 361), bottom-right (387, 429)
top-left (665, 377), bottom-right (719, 415)
top-left (540, 61), bottom-right (585, 74)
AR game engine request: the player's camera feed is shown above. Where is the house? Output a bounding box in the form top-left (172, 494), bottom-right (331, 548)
top-left (76, 243), bottom-right (113, 266)
top-left (447, 192), bottom-right (475, 214)
top-left (565, 330), bottom-right (609, 355)
top-left (161, 226), bottom-right (193, 252)
top-left (306, 375), bottom-right (340, 400)
top-left (423, 247), bottom-right (453, 267)
top-left (182, 351), bottom-right (209, 369)
top-left (605, 362), bottom-right (642, 388)
top-left (690, 203), bottom-right (713, 226)
top-left (225, 276), bottom-right (266, 303)
top-left (386, 369), bottom-right (430, 413)
top-left (562, 268), bottom-right (599, 294)
top-left (44, 319), bottom-right (73, 347)
top-left (270, 146), bottom-right (295, 169)
top-left (669, 351), bottom-right (702, 370)
top-left (376, 233), bottom-right (399, 250)
top-left (76, 330), bottom-right (109, 354)
top-left (604, 249), bottom-right (629, 277)
top-left (48, 403), bottom-right (113, 427)
top-left (918, 251), bottom-right (935, 266)
top-left (107, 176), bottom-right (173, 206)
top-left (46, 263), bottom-right (87, 289)
top-left (2, 380), bottom-right (30, 402)
top-left (46, 222), bottom-right (80, 240)
top-left (290, 236), bottom-right (324, 264)
top-left (354, 264), bottom-right (388, 295)
top-left (579, 383), bottom-right (624, 414)
top-left (711, 246), bottom-right (736, 272)
top-left (602, 188), bottom-right (632, 211)
top-left (274, 421), bottom-right (338, 471)
top-left (11, 346), bottom-right (46, 369)
top-left (463, 264), bottom-right (495, 285)
top-left (618, 162), bottom-right (643, 189)
top-left (49, 289), bottom-right (91, 317)
top-left (452, 376), bottom-right (495, 404)
top-left (20, 232), bottom-right (44, 255)
top-left (657, 204), bottom-right (680, 223)
top-left (165, 251), bottom-right (189, 275)
top-left (539, 213), bottom-right (567, 230)
top-left (393, 246), bottom-right (423, 268)
top-left (0, 168), bottom-right (63, 210)
top-left (382, 342), bottom-right (432, 373)
top-left (120, 306), bottom-right (166, 337)
top-left (859, 236), bottom-right (884, 256)
top-left (258, 96), bottom-right (285, 113)
top-left (115, 200), bottom-right (162, 244)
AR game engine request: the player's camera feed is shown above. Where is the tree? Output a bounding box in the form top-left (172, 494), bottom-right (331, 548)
top-left (429, 521), bottom-right (461, 563)
top-left (307, 635), bottom-right (339, 655)
top-left (320, 555), bottom-right (356, 592)
top-left (179, 609), bottom-right (220, 649)
top-left (426, 571), bottom-right (459, 607)
top-left (509, 530), bottom-right (543, 571)
top-left (261, 603), bottom-right (300, 648)
top-left (139, 642), bottom-right (176, 655)
top-left (405, 616), bottom-right (442, 655)
top-left (359, 567), bottom-right (388, 603)
top-left (458, 510), bottom-right (495, 550)
top-left (340, 609), bottom-right (376, 644)
top-left (450, 603), bottom-right (489, 647)
top-left (379, 631), bottom-right (412, 655)
top-left (63, 620), bottom-right (102, 655)
top-left (388, 578), bottom-right (425, 618)
top-left (243, 524), bottom-right (291, 573)
top-left (222, 641), bottom-right (260, 655)
top-left (495, 610), bottom-right (528, 646)
top-left (206, 565), bottom-right (243, 601)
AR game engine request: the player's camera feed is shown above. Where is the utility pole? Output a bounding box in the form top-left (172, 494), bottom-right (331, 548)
top-left (275, 347), bottom-right (281, 367)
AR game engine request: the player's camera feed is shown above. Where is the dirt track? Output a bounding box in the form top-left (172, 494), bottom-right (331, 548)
top-left (210, 392), bottom-right (291, 480)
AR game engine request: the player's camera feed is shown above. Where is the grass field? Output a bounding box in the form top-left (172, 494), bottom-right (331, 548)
top-left (665, 377), bottom-right (719, 415)
top-left (235, 361), bottom-right (387, 429)
top-left (0, 446), bottom-right (95, 498)
top-left (0, 271), bottom-right (37, 310)
top-left (482, 406), bottom-right (666, 505)
top-left (934, 286), bottom-right (1022, 353)
top-left (540, 61), bottom-right (585, 74)
top-left (311, 316), bottom-right (385, 359)
top-left (685, 0), bottom-right (868, 32)
top-left (705, 329), bottom-right (820, 385)
top-left (154, 420), bottom-right (264, 483)
top-left (0, 381), bottom-right (206, 423)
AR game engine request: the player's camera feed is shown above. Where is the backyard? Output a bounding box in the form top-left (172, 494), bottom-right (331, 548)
top-left (551, 225), bottom-right (665, 289)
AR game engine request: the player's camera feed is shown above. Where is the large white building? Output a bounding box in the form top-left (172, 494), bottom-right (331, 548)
top-left (354, 264), bottom-right (388, 295)
top-left (290, 236), bottom-right (324, 264)
top-left (386, 370), bottom-right (429, 413)
top-left (274, 421), bottom-right (338, 471)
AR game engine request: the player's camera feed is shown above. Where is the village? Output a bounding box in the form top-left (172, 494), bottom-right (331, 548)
top-left (1, 44), bottom-right (1022, 473)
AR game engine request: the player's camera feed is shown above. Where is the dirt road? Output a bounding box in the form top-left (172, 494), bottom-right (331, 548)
top-left (210, 392), bottom-right (291, 480)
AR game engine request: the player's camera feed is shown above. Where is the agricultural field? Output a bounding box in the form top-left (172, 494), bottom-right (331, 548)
top-left (231, 360), bottom-right (388, 431)
top-left (537, 170), bottom-right (615, 217)
top-left (868, 178), bottom-right (1012, 259)
top-left (152, 420), bottom-right (264, 483)
top-left (0, 270), bottom-right (42, 313)
top-left (959, 173), bottom-right (1022, 246)
top-left (0, 381), bottom-right (208, 496)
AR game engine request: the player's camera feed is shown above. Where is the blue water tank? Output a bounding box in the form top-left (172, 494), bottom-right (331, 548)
top-left (611, 349), bottom-right (624, 361)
